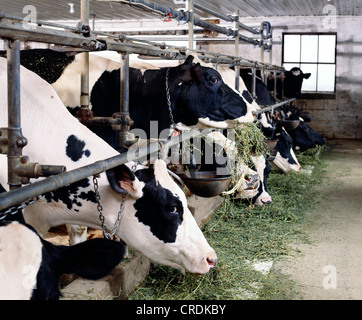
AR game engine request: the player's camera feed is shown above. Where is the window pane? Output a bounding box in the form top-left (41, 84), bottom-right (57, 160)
top-left (283, 35), bottom-right (300, 62)
top-left (317, 64), bottom-right (335, 91)
top-left (301, 35), bottom-right (318, 63)
top-left (300, 64), bottom-right (317, 91)
top-left (318, 35), bottom-right (336, 63)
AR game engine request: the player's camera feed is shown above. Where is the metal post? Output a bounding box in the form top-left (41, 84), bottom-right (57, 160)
top-left (273, 71), bottom-right (277, 100)
top-left (118, 53), bottom-right (134, 148)
top-left (186, 0), bottom-right (194, 50)
top-left (80, 0), bottom-right (89, 109)
top-left (7, 39), bottom-right (23, 190)
top-left (251, 67), bottom-right (257, 99)
top-left (5, 40), bottom-right (66, 191)
top-left (234, 11), bottom-right (240, 92)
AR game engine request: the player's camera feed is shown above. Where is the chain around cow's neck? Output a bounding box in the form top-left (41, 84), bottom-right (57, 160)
top-left (165, 68), bottom-right (176, 129)
top-left (93, 175), bottom-right (125, 241)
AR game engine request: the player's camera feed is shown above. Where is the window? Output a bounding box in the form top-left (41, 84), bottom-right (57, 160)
top-left (282, 33), bottom-right (337, 93)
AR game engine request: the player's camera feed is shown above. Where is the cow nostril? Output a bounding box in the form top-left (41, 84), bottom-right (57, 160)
top-left (261, 199), bottom-right (272, 205)
top-left (207, 257), bottom-right (217, 268)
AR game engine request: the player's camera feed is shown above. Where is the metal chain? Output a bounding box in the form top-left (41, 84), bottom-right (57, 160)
top-left (165, 68), bottom-right (176, 129)
top-left (0, 194), bottom-right (45, 222)
top-left (93, 175), bottom-right (125, 240)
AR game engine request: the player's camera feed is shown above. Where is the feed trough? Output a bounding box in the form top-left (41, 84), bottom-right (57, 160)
top-left (281, 119), bottom-right (300, 131)
top-left (264, 138), bottom-right (279, 151)
top-left (180, 171), bottom-right (232, 198)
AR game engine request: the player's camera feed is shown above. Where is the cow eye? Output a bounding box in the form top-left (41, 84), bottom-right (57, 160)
top-left (209, 77), bottom-right (219, 85)
top-left (168, 205), bottom-right (179, 216)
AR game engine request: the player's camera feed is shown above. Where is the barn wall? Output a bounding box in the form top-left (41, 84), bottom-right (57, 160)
top-left (200, 16), bottom-right (362, 140)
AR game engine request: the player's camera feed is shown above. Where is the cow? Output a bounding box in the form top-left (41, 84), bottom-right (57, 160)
top-left (267, 67), bottom-right (311, 99)
top-left (275, 104), bottom-right (326, 150)
top-left (0, 187), bottom-right (125, 300)
top-left (0, 57), bottom-right (217, 275)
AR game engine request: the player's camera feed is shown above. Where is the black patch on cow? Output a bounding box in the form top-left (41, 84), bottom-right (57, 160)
top-left (242, 90), bottom-right (253, 104)
top-left (44, 178), bottom-right (96, 210)
top-left (0, 49), bottom-right (75, 84)
top-left (132, 167), bottom-right (183, 243)
top-left (66, 135), bottom-right (91, 162)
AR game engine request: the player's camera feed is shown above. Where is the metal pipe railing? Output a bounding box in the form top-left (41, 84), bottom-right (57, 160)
top-left (193, 2), bottom-right (260, 35)
top-left (252, 98), bottom-right (296, 116)
top-left (0, 130), bottom-right (201, 212)
top-left (0, 12), bottom-right (284, 71)
top-left (105, 0), bottom-right (260, 46)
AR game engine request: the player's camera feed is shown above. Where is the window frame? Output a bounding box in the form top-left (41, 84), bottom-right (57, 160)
top-left (282, 32), bottom-right (337, 99)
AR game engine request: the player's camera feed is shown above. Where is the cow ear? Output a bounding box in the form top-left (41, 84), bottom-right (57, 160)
top-left (185, 55), bottom-right (194, 64)
top-left (303, 73), bottom-right (311, 79)
top-left (191, 63), bottom-right (202, 83)
top-left (106, 164), bottom-right (136, 195)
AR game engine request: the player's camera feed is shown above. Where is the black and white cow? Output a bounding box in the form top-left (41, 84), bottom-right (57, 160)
top-left (0, 57), bottom-right (217, 275)
top-left (275, 104), bottom-right (326, 150)
top-left (267, 67), bottom-right (311, 99)
top-left (0, 192), bottom-right (125, 300)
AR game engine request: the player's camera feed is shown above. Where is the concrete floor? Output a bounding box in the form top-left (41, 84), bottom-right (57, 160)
top-left (272, 139), bottom-right (362, 300)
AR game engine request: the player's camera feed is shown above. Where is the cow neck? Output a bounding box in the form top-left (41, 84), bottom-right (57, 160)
top-left (165, 68), bottom-right (176, 129)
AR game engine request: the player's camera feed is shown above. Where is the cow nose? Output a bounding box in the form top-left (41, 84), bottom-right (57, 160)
top-left (207, 257), bottom-right (217, 268)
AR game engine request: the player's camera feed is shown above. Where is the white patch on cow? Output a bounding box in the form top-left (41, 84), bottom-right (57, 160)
top-left (292, 69), bottom-right (301, 76)
top-left (0, 222), bottom-right (42, 300)
top-left (259, 113), bottom-right (273, 129)
top-left (272, 151), bottom-right (301, 173)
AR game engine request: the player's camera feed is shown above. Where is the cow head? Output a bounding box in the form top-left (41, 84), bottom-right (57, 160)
top-left (284, 67), bottom-right (311, 99)
top-left (169, 56), bottom-right (248, 128)
top-left (107, 159), bottom-right (217, 274)
top-left (250, 155), bottom-right (272, 206)
top-left (267, 67), bottom-right (311, 99)
top-left (271, 128), bottom-right (301, 173)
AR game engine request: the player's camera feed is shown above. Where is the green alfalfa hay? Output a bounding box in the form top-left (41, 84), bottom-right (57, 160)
top-left (223, 122), bottom-right (268, 193)
top-left (232, 122), bottom-right (268, 167)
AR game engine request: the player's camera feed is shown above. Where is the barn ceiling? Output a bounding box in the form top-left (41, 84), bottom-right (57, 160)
top-left (1, 0), bottom-right (361, 22)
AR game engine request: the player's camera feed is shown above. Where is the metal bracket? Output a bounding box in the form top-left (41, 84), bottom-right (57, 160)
top-left (0, 128), bottom-right (9, 154)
